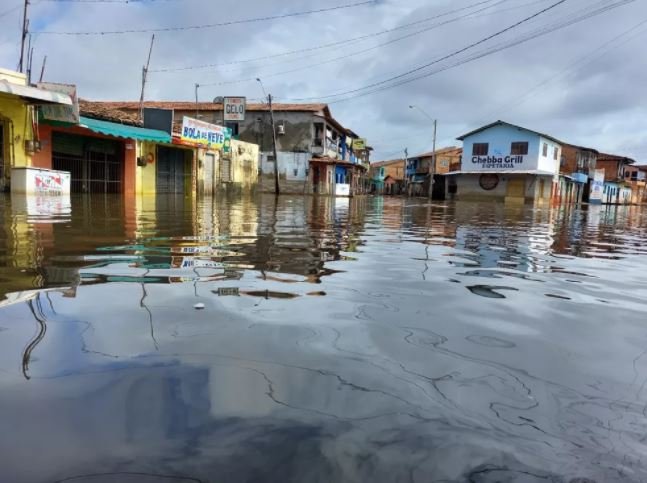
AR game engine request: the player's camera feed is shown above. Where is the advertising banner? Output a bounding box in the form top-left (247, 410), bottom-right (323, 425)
top-left (180, 117), bottom-right (231, 151)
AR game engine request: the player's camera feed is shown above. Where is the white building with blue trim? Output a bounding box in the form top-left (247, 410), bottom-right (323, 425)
top-left (449, 121), bottom-right (562, 203)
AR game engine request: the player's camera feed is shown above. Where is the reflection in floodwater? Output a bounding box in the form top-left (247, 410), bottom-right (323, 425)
top-left (1, 194), bottom-right (647, 482)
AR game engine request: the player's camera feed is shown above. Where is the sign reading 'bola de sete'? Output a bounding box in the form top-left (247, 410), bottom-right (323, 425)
top-left (471, 155), bottom-right (525, 169)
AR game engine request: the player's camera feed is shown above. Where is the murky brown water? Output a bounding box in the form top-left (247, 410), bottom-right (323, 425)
top-left (1, 194), bottom-right (647, 483)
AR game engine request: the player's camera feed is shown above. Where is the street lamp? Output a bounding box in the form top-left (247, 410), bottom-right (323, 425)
top-left (409, 105), bottom-right (437, 199)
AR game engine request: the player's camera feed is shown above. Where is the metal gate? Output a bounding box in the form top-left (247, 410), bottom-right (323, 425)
top-left (157, 146), bottom-right (188, 193)
top-left (52, 132), bottom-right (123, 193)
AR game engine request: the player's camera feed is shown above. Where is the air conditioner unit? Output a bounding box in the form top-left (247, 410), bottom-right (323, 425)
top-left (277, 124), bottom-right (285, 136)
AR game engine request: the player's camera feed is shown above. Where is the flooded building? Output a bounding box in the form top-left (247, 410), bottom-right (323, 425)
top-left (0, 68), bottom-right (73, 193)
top-left (84, 101), bottom-right (369, 196)
top-left (406, 147), bottom-right (462, 199)
top-left (623, 165), bottom-right (646, 204)
top-left (449, 121), bottom-right (562, 203)
top-left (369, 159), bottom-right (405, 195)
top-left (597, 153), bottom-right (636, 204)
top-left (557, 144), bottom-right (598, 204)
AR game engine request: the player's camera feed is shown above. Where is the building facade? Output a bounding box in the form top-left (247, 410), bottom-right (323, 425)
top-left (597, 153), bottom-right (635, 205)
top-left (85, 101), bottom-right (369, 196)
top-left (558, 144), bottom-right (598, 204)
top-left (369, 159), bottom-right (405, 194)
top-left (0, 68), bottom-right (73, 192)
top-left (449, 121), bottom-right (561, 203)
top-left (406, 147), bottom-right (462, 199)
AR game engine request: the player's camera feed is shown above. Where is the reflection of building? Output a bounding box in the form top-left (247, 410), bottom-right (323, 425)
top-left (448, 121), bottom-right (561, 203)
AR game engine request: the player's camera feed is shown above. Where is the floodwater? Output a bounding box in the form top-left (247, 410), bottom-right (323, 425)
top-left (1, 194), bottom-right (647, 483)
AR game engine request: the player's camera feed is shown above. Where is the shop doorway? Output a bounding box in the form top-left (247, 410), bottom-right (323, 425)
top-left (157, 146), bottom-right (188, 194)
top-left (52, 132), bottom-right (123, 193)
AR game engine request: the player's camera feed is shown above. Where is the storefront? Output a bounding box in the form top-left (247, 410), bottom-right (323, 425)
top-left (35, 116), bottom-right (170, 195)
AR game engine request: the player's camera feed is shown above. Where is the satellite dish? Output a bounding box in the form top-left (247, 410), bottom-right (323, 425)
top-left (213, 96), bottom-right (224, 103)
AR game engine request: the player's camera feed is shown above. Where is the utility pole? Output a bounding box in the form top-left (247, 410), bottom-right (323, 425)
top-left (194, 83), bottom-right (200, 119)
top-left (268, 94), bottom-right (280, 195)
top-left (138, 34), bottom-right (155, 121)
top-left (404, 147), bottom-right (409, 196)
top-left (38, 55), bottom-right (47, 82)
top-left (428, 119), bottom-right (437, 199)
top-left (18, 0), bottom-right (29, 73)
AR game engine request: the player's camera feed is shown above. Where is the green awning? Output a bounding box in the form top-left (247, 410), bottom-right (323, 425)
top-left (78, 116), bottom-right (171, 143)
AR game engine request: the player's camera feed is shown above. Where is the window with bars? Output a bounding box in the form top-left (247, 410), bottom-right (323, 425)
top-left (510, 142), bottom-right (528, 155)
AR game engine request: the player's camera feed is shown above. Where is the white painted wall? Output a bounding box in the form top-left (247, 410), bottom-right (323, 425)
top-left (260, 151), bottom-right (310, 180)
top-left (453, 173), bottom-right (553, 201)
top-left (460, 124), bottom-right (561, 175)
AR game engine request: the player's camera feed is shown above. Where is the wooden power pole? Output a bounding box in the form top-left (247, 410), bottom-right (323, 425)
top-left (268, 94), bottom-right (280, 195)
top-left (18, 0), bottom-right (29, 73)
top-left (138, 34), bottom-right (155, 121)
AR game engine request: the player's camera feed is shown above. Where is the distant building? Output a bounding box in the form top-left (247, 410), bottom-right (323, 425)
top-left (623, 165), bottom-right (646, 204)
top-left (406, 146), bottom-right (462, 199)
top-left (597, 153), bottom-right (635, 204)
top-left (369, 159), bottom-right (405, 195)
top-left (558, 144), bottom-right (598, 204)
top-left (450, 120), bottom-right (562, 203)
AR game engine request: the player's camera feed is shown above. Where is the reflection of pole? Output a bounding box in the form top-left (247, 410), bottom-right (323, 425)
top-left (23, 297), bottom-right (47, 380)
top-left (268, 94), bottom-right (280, 195)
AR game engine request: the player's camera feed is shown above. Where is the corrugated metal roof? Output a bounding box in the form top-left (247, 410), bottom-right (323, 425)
top-left (0, 80), bottom-right (72, 105)
top-left (456, 120), bottom-right (564, 145)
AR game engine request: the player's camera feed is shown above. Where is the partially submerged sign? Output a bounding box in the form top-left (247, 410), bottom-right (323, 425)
top-left (224, 97), bottom-right (246, 122)
top-left (179, 116), bottom-right (232, 151)
top-left (590, 169), bottom-right (605, 203)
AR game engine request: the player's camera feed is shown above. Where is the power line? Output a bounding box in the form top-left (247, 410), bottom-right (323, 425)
top-left (33, 0), bottom-right (376, 35)
top-left (194, 0), bottom-right (514, 87)
top-left (476, 15), bottom-right (647, 123)
top-left (285, 0), bottom-right (570, 102)
top-left (150, 0), bottom-right (506, 73)
top-left (282, 0), bottom-right (635, 104)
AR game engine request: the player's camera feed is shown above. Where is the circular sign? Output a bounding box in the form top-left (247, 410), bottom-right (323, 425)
top-left (479, 173), bottom-right (499, 191)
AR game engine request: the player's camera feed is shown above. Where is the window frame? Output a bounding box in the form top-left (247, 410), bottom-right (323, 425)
top-left (510, 142), bottom-right (529, 156)
top-left (542, 143), bottom-right (548, 157)
top-left (472, 143), bottom-right (489, 156)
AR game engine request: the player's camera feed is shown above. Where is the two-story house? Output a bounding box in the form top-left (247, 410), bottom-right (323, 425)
top-left (450, 121), bottom-right (562, 203)
top-left (85, 101), bottom-right (368, 196)
top-left (406, 147), bottom-right (462, 199)
top-left (623, 165), bottom-right (646, 204)
top-left (369, 159), bottom-right (405, 195)
top-left (558, 144), bottom-right (598, 204)
top-left (597, 153), bottom-right (635, 204)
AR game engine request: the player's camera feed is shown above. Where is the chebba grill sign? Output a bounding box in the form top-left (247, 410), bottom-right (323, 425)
top-left (472, 155), bottom-right (525, 169)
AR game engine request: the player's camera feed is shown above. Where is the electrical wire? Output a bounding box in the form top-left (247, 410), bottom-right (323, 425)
top-left (284, 0), bottom-right (570, 102)
top-left (150, 0), bottom-right (507, 73)
top-left (283, 0), bottom-right (635, 104)
top-left (194, 0), bottom-right (513, 87)
top-left (33, 0), bottom-right (376, 35)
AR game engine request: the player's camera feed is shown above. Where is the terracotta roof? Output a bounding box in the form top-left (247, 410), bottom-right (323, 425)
top-left (78, 99), bottom-right (142, 126)
top-left (82, 100), bottom-right (329, 113)
top-left (597, 152), bottom-right (636, 164)
top-left (370, 159), bottom-right (405, 167)
top-left (457, 120), bottom-right (564, 145)
top-left (413, 146), bottom-right (462, 158)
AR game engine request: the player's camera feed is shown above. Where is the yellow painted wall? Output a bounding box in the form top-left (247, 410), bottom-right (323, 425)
top-left (0, 94), bottom-right (33, 174)
top-left (136, 141), bottom-right (158, 194)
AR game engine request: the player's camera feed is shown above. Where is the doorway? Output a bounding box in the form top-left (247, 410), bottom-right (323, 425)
top-left (156, 146), bottom-right (188, 194)
top-left (506, 178), bottom-right (526, 202)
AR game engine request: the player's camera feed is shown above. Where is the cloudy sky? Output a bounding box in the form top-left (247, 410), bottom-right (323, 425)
top-left (0, 0), bottom-right (645, 161)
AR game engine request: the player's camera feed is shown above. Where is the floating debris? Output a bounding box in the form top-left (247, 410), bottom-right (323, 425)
top-left (193, 303), bottom-right (205, 310)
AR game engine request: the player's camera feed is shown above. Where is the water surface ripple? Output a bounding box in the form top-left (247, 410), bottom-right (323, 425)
top-left (1, 194), bottom-right (647, 483)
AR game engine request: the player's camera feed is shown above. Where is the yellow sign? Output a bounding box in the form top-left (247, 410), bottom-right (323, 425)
top-left (352, 138), bottom-right (366, 151)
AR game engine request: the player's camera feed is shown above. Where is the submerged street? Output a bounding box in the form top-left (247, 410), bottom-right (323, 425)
top-left (1, 194), bottom-right (647, 482)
